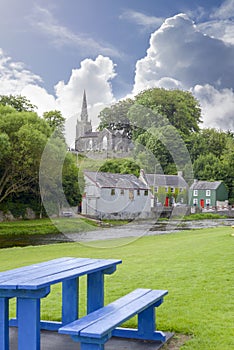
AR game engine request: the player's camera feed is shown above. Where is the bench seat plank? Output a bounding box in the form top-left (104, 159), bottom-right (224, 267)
top-left (59, 289), bottom-right (168, 342)
top-left (80, 289), bottom-right (167, 338)
top-left (59, 289), bottom-right (151, 336)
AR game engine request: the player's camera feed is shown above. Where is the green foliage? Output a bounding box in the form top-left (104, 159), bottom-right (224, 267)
top-left (99, 158), bottom-right (140, 177)
top-left (0, 94), bottom-right (37, 112)
top-left (135, 88), bottom-right (202, 135)
top-left (62, 153), bottom-right (81, 206)
top-left (43, 110), bottom-right (66, 139)
top-left (0, 102), bottom-right (83, 215)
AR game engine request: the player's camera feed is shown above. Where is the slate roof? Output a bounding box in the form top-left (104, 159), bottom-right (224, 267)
top-left (144, 174), bottom-right (188, 188)
top-left (190, 180), bottom-right (222, 190)
top-left (84, 171), bottom-right (149, 190)
top-left (80, 131), bottom-right (99, 138)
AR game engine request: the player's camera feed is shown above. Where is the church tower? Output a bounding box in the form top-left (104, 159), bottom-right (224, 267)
top-left (76, 90), bottom-right (92, 141)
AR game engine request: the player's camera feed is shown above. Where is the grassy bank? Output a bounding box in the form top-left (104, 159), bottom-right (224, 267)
top-left (0, 217), bottom-right (98, 236)
top-left (0, 226), bottom-right (233, 349)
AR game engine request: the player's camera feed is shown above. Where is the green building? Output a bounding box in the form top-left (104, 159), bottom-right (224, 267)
top-left (189, 180), bottom-right (228, 208)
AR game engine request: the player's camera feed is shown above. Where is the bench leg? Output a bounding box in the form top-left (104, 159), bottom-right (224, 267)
top-left (0, 298), bottom-right (9, 350)
top-left (138, 305), bottom-right (155, 337)
top-left (81, 343), bottom-right (104, 350)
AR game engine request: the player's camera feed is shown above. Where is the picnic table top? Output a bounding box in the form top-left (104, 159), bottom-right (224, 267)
top-left (0, 257), bottom-right (122, 290)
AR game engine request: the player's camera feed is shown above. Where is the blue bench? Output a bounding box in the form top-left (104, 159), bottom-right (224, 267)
top-left (59, 288), bottom-right (168, 350)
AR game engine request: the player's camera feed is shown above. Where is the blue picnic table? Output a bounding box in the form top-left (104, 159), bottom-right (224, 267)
top-left (0, 257), bottom-right (122, 350)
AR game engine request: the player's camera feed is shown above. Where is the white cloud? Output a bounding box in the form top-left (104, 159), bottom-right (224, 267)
top-left (54, 55), bottom-right (117, 146)
top-left (0, 49), bottom-right (117, 146)
top-left (210, 0), bottom-right (234, 20)
top-left (29, 6), bottom-right (121, 57)
top-left (0, 49), bottom-right (42, 95)
top-left (196, 0), bottom-right (234, 45)
top-left (132, 13), bottom-right (234, 130)
top-left (193, 84), bottom-right (234, 130)
top-left (120, 10), bottom-right (164, 29)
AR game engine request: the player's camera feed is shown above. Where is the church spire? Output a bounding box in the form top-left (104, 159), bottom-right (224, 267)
top-left (80, 90), bottom-right (88, 122)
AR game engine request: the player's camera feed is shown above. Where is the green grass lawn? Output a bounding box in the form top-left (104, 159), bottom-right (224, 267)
top-left (0, 226), bottom-right (233, 349)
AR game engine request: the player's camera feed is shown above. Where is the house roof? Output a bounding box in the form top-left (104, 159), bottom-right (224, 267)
top-left (190, 180), bottom-right (222, 190)
top-left (84, 171), bottom-right (149, 190)
top-left (144, 174), bottom-right (188, 188)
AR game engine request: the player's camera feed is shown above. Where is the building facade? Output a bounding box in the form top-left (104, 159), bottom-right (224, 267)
top-left (139, 170), bottom-right (188, 207)
top-left (189, 180), bottom-right (228, 208)
top-left (82, 171), bottom-right (152, 219)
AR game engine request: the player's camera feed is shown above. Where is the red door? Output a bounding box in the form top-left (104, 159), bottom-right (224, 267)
top-left (200, 199), bottom-right (204, 208)
top-left (165, 197), bottom-right (169, 207)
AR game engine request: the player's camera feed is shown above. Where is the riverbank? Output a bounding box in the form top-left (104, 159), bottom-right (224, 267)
top-left (1, 216), bottom-right (234, 249)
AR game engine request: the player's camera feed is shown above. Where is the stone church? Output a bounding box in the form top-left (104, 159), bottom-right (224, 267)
top-left (75, 91), bottom-right (132, 154)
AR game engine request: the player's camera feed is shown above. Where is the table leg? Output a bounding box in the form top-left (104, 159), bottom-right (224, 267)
top-left (17, 297), bottom-right (40, 350)
top-left (87, 271), bottom-right (104, 314)
top-left (0, 298), bottom-right (9, 350)
top-left (62, 278), bottom-right (79, 325)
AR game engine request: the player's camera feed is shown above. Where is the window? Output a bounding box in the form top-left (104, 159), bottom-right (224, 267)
top-left (179, 187), bottom-right (183, 193)
top-left (120, 189), bottom-right (124, 195)
top-left (111, 189), bottom-right (115, 196)
top-left (165, 187), bottom-right (168, 193)
top-left (171, 187), bottom-right (175, 193)
top-left (144, 190), bottom-right (148, 196)
top-left (137, 189), bottom-right (140, 196)
top-left (193, 198), bottom-right (198, 205)
top-left (206, 198), bottom-right (211, 206)
top-left (154, 186), bottom-right (158, 193)
top-left (129, 190), bottom-right (134, 200)
top-left (193, 190), bottom-right (198, 196)
top-left (206, 190), bottom-right (211, 196)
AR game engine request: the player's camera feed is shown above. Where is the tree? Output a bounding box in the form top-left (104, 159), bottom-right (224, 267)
top-left (185, 128), bottom-right (228, 162)
top-left (99, 158), bottom-right (140, 177)
top-left (98, 99), bottom-right (134, 138)
top-left (0, 94), bottom-right (37, 112)
top-left (43, 110), bottom-right (66, 139)
top-left (0, 106), bottom-right (50, 204)
top-left (135, 88), bottom-right (202, 135)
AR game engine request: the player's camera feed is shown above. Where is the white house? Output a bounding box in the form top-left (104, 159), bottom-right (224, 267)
top-left (82, 171), bottom-right (152, 219)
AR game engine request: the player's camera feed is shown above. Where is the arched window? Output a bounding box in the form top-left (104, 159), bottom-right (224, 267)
top-left (102, 135), bottom-right (107, 150)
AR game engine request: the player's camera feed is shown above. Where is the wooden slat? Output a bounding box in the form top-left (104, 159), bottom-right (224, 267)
top-left (18, 259), bottom-right (121, 289)
top-left (0, 257), bottom-right (73, 283)
top-left (0, 257), bottom-right (121, 289)
top-left (59, 289), bottom-right (151, 336)
top-left (80, 289), bottom-right (168, 338)
top-left (0, 258), bottom-right (93, 288)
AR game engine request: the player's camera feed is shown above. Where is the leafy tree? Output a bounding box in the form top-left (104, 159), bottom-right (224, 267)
top-left (98, 99), bottom-right (134, 138)
top-left (135, 88), bottom-right (201, 135)
top-left (185, 128), bottom-right (228, 162)
top-left (99, 158), bottom-right (140, 177)
top-left (43, 110), bottom-right (66, 139)
top-left (0, 94), bottom-right (37, 112)
top-left (62, 153), bottom-right (81, 206)
top-left (0, 106), bottom-right (50, 204)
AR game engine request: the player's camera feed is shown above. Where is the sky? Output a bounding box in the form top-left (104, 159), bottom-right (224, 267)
top-left (0, 0), bottom-right (233, 146)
